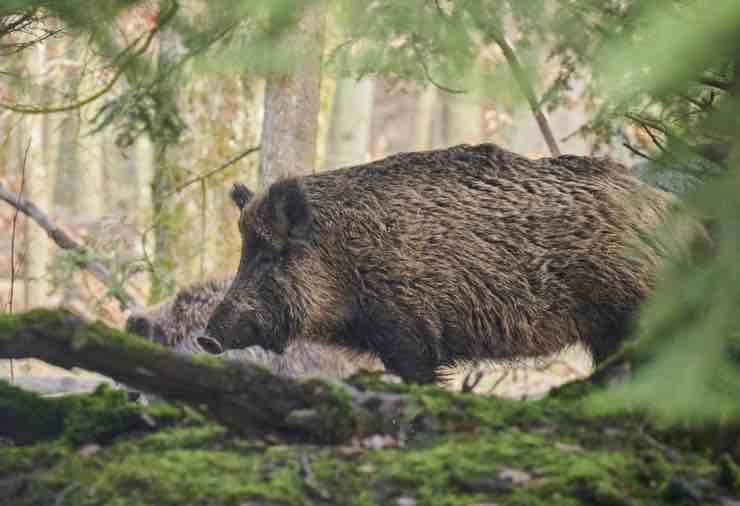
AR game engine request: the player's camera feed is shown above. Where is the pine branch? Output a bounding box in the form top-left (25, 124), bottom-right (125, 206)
top-left (162, 145), bottom-right (260, 199)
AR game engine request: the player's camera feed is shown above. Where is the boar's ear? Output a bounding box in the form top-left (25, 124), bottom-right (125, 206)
top-left (230, 183), bottom-right (253, 211)
top-left (267, 179), bottom-right (312, 244)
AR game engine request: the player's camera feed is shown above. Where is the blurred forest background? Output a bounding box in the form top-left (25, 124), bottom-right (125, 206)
top-left (1, 1), bottom-right (738, 416)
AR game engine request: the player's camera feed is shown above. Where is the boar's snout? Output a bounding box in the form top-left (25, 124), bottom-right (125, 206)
top-left (196, 332), bottom-right (224, 355)
top-left (205, 296), bottom-right (267, 351)
top-left (175, 329), bottom-right (224, 355)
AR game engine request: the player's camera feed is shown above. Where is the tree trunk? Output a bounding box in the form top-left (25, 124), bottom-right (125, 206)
top-left (53, 41), bottom-right (81, 215)
top-left (259, 5), bottom-right (326, 187)
top-left (325, 78), bottom-right (374, 169)
top-left (445, 92), bottom-right (484, 146)
top-left (24, 42), bottom-right (51, 309)
top-left (149, 27), bottom-right (182, 303)
top-left (415, 86), bottom-right (442, 150)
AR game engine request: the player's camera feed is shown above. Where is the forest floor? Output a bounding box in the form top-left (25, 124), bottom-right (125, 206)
top-left (2, 368), bottom-right (739, 506)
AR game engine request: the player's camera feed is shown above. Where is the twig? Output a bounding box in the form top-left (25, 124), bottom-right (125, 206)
top-left (487, 370), bottom-right (510, 394)
top-left (461, 369), bottom-right (484, 393)
top-left (410, 37), bottom-right (466, 95)
top-left (622, 141), bottom-right (656, 162)
top-left (491, 33), bottom-right (561, 156)
top-left (640, 124), bottom-right (667, 153)
top-left (534, 358), bottom-right (588, 377)
top-left (162, 145), bottom-right (260, 199)
top-left (199, 180), bottom-right (207, 282)
top-left (0, 183), bottom-right (143, 312)
top-left (7, 140), bottom-right (30, 383)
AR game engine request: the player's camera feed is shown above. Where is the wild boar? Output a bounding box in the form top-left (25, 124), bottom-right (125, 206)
top-left (203, 143), bottom-right (692, 383)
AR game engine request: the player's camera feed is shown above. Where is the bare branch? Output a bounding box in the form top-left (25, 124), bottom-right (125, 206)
top-left (492, 33), bottom-right (561, 156)
top-left (8, 140), bottom-right (29, 316)
top-left (625, 112), bottom-right (669, 153)
top-left (7, 139), bottom-right (29, 384)
top-left (0, 183), bottom-right (143, 312)
top-left (460, 369), bottom-right (484, 393)
top-left (163, 145), bottom-right (260, 199)
top-left (622, 142), bottom-right (657, 162)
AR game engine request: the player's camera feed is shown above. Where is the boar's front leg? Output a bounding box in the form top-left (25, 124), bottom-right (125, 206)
top-left (367, 317), bottom-right (443, 384)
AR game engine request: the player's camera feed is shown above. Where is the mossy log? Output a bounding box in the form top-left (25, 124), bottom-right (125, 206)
top-left (0, 309), bottom-right (405, 444)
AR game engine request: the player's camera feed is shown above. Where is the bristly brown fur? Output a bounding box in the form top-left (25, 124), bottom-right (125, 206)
top-left (125, 280), bottom-right (382, 378)
top-left (206, 143), bottom-right (699, 383)
top-left (126, 279), bottom-right (229, 346)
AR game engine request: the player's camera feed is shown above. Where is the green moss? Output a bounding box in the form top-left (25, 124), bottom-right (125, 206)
top-left (313, 379), bottom-right (359, 441)
top-left (0, 382), bottom-right (186, 446)
top-left (60, 385), bottom-right (181, 445)
top-left (719, 453), bottom-right (740, 493)
top-left (346, 370), bottom-right (409, 393)
top-left (0, 381), bottom-right (66, 444)
top-left (1, 358), bottom-right (734, 506)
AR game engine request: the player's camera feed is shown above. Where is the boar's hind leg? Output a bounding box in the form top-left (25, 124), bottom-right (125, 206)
top-left (578, 306), bottom-right (636, 367)
top-left (354, 310), bottom-right (444, 384)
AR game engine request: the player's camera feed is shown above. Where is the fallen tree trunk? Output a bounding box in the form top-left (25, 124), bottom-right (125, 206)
top-left (0, 309), bottom-right (405, 444)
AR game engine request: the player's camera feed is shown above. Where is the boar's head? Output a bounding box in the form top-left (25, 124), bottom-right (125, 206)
top-left (204, 179), bottom-right (339, 355)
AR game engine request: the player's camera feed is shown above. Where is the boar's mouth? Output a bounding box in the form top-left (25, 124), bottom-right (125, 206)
top-left (175, 330), bottom-right (223, 355)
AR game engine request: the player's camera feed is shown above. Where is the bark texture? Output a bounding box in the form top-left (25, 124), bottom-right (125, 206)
top-left (0, 309), bottom-right (405, 444)
top-left (259, 5), bottom-right (326, 187)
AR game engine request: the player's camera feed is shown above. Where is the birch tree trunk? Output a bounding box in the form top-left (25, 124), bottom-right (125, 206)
top-left (259, 5), bottom-right (326, 187)
top-left (325, 78), bottom-right (374, 169)
top-left (77, 127), bottom-right (104, 220)
top-left (23, 42), bottom-right (51, 309)
top-left (53, 40), bottom-right (80, 215)
top-left (149, 27), bottom-right (182, 303)
top-left (415, 86), bottom-right (442, 150)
